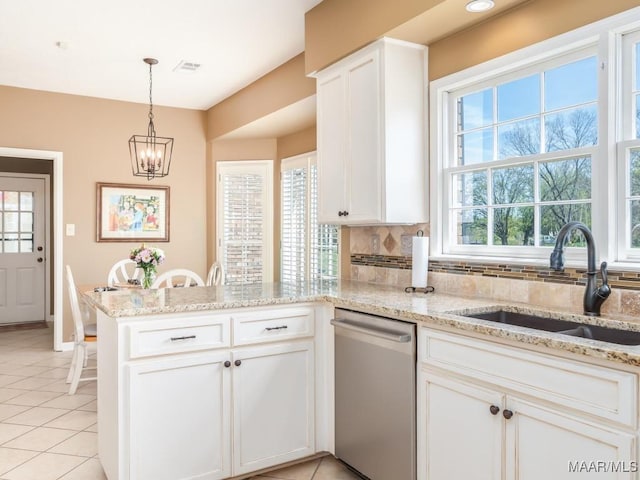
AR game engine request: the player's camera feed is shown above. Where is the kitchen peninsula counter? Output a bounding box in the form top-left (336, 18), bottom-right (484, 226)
top-left (81, 280), bottom-right (640, 366)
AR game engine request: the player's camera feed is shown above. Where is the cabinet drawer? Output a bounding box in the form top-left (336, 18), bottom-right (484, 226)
top-left (232, 307), bottom-right (314, 346)
top-left (419, 328), bottom-right (637, 427)
top-left (128, 315), bottom-right (230, 359)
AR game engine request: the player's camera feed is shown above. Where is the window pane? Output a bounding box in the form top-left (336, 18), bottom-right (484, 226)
top-left (544, 56), bottom-right (597, 111)
top-left (540, 203), bottom-right (591, 246)
top-left (20, 212), bottom-right (33, 232)
top-left (492, 165), bottom-right (534, 204)
top-left (458, 129), bottom-right (494, 165)
top-left (497, 74), bottom-right (540, 122)
top-left (455, 209), bottom-right (487, 245)
top-left (19, 234), bottom-right (33, 253)
top-left (4, 192), bottom-right (18, 211)
top-left (3, 233), bottom-right (18, 253)
top-left (631, 200), bottom-right (640, 248)
top-left (4, 212), bottom-right (18, 232)
top-left (545, 105), bottom-right (597, 151)
top-left (498, 118), bottom-right (540, 159)
top-left (453, 171), bottom-right (487, 207)
top-left (493, 206), bottom-right (534, 246)
top-left (636, 94), bottom-right (640, 139)
top-left (0, 213), bottom-right (2, 233)
top-left (636, 42), bottom-right (640, 91)
top-left (539, 156), bottom-right (591, 201)
top-left (631, 149), bottom-right (640, 197)
top-left (19, 192), bottom-right (33, 211)
top-left (459, 89), bottom-right (493, 130)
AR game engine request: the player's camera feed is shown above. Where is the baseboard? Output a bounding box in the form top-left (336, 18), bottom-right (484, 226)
top-left (0, 321), bottom-right (48, 332)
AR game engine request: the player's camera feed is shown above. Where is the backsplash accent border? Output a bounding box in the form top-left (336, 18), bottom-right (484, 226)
top-left (351, 254), bottom-right (640, 291)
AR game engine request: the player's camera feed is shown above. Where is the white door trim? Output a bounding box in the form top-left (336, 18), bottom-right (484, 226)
top-left (0, 147), bottom-right (66, 351)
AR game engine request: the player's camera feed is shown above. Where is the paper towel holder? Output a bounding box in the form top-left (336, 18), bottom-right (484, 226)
top-left (405, 230), bottom-right (435, 294)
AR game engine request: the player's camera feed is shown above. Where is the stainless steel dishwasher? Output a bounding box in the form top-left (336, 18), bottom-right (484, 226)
top-left (331, 308), bottom-right (416, 480)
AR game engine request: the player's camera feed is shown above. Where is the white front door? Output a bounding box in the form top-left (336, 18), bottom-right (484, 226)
top-left (0, 175), bottom-right (46, 324)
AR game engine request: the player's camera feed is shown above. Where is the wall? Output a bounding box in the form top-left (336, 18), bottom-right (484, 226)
top-left (0, 85), bottom-right (207, 340)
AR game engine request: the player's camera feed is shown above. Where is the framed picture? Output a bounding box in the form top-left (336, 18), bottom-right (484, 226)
top-left (96, 182), bottom-right (170, 242)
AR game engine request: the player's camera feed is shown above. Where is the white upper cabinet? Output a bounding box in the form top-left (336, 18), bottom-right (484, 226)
top-left (315, 37), bottom-right (428, 225)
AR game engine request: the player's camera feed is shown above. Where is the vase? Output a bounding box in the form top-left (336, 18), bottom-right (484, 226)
top-left (142, 267), bottom-right (156, 289)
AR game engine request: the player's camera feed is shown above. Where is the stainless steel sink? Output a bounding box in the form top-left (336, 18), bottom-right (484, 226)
top-left (464, 310), bottom-right (640, 346)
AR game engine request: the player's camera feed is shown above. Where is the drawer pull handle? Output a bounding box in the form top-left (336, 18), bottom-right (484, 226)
top-left (224, 361), bottom-right (231, 368)
top-left (503, 409), bottom-right (514, 420)
top-left (170, 335), bottom-right (197, 341)
top-left (235, 360), bottom-right (242, 367)
top-left (489, 405), bottom-right (500, 415)
top-left (265, 325), bottom-right (288, 331)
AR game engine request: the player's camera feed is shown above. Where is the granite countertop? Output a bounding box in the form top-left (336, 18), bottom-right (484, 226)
top-left (80, 280), bottom-right (640, 367)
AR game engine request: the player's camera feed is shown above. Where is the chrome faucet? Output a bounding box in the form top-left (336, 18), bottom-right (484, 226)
top-left (549, 221), bottom-right (611, 317)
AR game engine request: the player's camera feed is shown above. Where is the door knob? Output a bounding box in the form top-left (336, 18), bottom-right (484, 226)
top-left (37, 257), bottom-right (43, 263)
top-left (37, 246), bottom-right (43, 251)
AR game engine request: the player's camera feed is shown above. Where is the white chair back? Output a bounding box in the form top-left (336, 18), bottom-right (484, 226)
top-left (66, 265), bottom-right (90, 341)
top-left (206, 261), bottom-right (224, 286)
top-left (151, 269), bottom-right (204, 289)
top-left (108, 259), bottom-right (141, 286)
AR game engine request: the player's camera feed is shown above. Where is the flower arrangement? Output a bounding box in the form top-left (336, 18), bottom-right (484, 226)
top-left (130, 244), bottom-right (165, 288)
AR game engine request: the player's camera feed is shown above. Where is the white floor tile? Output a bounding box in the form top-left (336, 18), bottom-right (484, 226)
top-left (7, 366), bottom-right (51, 378)
top-left (3, 407), bottom-right (70, 427)
top-left (3, 391), bottom-right (62, 407)
top-left (0, 391), bottom-right (23, 404)
top-left (77, 400), bottom-right (97, 412)
top-left (48, 431), bottom-right (97, 457)
top-left (3, 427), bottom-right (77, 452)
top-left (0, 448), bottom-right (39, 476)
top-left (84, 423), bottom-right (98, 433)
top-left (0, 425), bottom-right (34, 446)
top-left (4, 377), bottom-right (57, 391)
top-left (0, 378), bottom-right (26, 390)
top-left (0, 406), bottom-right (31, 423)
top-left (58, 457), bottom-right (106, 480)
top-left (43, 410), bottom-right (96, 431)
top-left (39, 394), bottom-right (94, 410)
top-left (2, 452), bottom-right (85, 480)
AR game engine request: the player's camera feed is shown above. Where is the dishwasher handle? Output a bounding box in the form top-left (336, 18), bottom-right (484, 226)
top-left (330, 318), bottom-right (412, 343)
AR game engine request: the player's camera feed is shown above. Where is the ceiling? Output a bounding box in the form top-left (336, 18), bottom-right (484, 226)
top-left (0, 0), bottom-right (323, 111)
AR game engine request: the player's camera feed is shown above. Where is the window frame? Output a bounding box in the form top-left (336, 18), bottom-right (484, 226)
top-left (430, 6), bottom-right (640, 269)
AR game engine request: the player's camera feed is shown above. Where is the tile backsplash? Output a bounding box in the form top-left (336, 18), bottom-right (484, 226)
top-left (347, 225), bottom-right (640, 319)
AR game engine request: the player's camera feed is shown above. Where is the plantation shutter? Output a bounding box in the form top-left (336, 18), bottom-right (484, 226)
top-left (281, 153), bottom-right (339, 283)
top-left (217, 161), bottom-right (273, 285)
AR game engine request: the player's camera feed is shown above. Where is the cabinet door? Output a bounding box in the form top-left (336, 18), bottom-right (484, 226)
top-left (345, 50), bottom-right (382, 223)
top-left (232, 341), bottom-right (315, 475)
top-left (316, 71), bottom-right (347, 223)
top-left (128, 352), bottom-right (231, 480)
top-left (506, 398), bottom-right (636, 480)
top-left (418, 371), bottom-right (502, 480)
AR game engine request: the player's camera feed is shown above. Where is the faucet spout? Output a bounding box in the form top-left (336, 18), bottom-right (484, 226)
top-left (549, 222), bottom-right (610, 316)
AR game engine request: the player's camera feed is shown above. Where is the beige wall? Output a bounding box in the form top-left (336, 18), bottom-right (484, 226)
top-left (0, 85), bottom-right (207, 340)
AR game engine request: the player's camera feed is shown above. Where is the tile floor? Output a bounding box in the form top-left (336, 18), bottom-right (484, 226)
top-left (0, 325), bottom-right (361, 480)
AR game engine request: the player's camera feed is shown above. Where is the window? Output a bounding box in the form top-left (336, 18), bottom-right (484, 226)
top-left (431, 7), bottom-right (640, 266)
top-left (217, 161), bottom-right (273, 285)
top-left (281, 153), bottom-right (339, 283)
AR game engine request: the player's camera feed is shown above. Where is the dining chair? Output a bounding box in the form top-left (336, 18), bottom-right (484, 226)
top-left (65, 265), bottom-right (97, 395)
top-left (107, 258), bottom-right (141, 286)
top-left (206, 261), bottom-right (224, 286)
top-left (151, 268), bottom-right (205, 288)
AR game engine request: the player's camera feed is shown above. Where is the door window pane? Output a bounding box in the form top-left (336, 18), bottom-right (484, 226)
top-left (4, 192), bottom-right (18, 210)
top-left (4, 212), bottom-right (18, 232)
top-left (3, 233), bottom-right (18, 253)
top-left (20, 234), bottom-right (33, 253)
top-left (20, 212), bottom-right (33, 232)
top-left (544, 57), bottom-right (597, 111)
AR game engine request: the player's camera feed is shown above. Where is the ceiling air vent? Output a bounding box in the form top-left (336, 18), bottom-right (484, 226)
top-left (173, 60), bottom-right (201, 73)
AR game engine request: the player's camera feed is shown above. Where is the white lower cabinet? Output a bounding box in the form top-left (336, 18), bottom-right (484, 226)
top-left (418, 328), bottom-right (638, 480)
top-left (99, 305), bottom-right (319, 480)
top-left (128, 352), bottom-right (231, 480)
top-left (232, 341), bottom-right (315, 475)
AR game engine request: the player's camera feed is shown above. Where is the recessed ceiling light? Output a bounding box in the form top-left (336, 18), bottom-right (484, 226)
top-left (465, 0), bottom-right (495, 12)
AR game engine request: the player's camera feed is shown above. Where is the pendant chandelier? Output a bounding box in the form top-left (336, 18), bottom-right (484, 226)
top-left (129, 58), bottom-right (174, 180)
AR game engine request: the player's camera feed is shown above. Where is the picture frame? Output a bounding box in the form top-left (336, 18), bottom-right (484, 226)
top-left (96, 182), bottom-right (170, 242)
